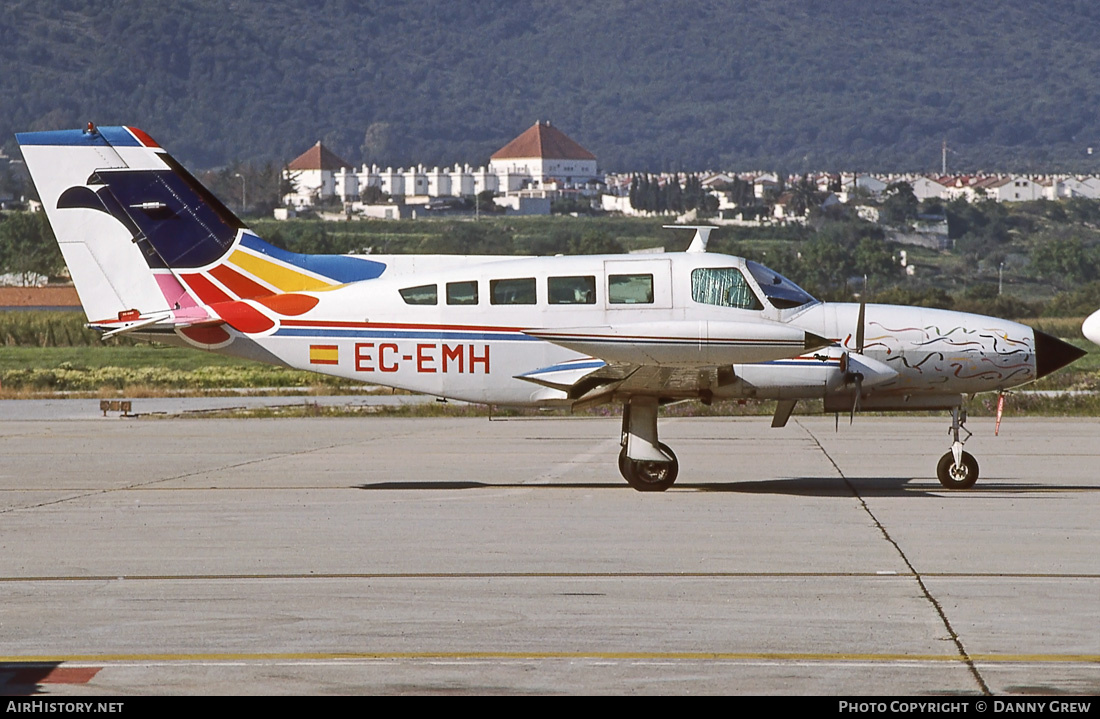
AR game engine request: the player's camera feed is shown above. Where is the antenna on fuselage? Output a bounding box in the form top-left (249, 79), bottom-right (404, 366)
top-left (663, 224), bottom-right (716, 253)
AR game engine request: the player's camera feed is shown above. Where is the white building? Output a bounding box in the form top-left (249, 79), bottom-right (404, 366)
top-left (983, 176), bottom-right (1044, 202)
top-left (283, 142), bottom-right (354, 208)
top-left (488, 121), bottom-right (599, 191)
top-left (911, 176), bottom-right (949, 201)
top-left (281, 121), bottom-right (600, 216)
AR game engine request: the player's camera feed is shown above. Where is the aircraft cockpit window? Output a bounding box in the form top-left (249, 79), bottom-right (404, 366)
top-left (608, 274), bottom-right (654, 304)
top-left (399, 284), bottom-right (437, 305)
top-left (490, 277), bottom-right (537, 305)
top-left (446, 280), bottom-right (479, 305)
top-left (745, 260), bottom-right (817, 309)
top-left (691, 267), bottom-right (763, 310)
top-left (548, 275), bottom-right (596, 304)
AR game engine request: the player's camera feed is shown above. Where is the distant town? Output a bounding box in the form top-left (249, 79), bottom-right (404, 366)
top-left (280, 121), bottom-right (1100, 229)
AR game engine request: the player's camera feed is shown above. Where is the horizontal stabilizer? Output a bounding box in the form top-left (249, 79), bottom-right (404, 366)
top-left (89, 307), bottom-right (222, 338)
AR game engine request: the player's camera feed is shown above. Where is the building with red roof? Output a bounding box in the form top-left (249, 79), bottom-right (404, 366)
top-left (489, 121), bottom-right (599, 191)
top-left (283, 141), bottom-right (353, 208)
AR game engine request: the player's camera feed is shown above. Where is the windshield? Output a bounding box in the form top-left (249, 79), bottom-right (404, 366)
top-left (745, 260), bottom-right (817, 310)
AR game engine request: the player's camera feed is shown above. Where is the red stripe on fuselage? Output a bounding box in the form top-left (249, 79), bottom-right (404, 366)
top-left (210, 263), bottom-right (275, 300)
top-left (182, 273), bottom-right (234, 306)
top-left (280, 319), bottom-right (526, 332)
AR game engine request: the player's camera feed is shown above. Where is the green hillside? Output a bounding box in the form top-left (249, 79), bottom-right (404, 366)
top-left (3, 1), bottom-right (1100, 173)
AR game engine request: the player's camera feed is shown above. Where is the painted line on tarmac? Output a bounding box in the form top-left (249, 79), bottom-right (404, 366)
top-left (3, 571), bottom-right (1099, 582)
top-left (1, 651), bottom-right (1098, 664)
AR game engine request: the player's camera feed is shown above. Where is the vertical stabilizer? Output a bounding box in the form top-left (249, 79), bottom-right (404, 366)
top-left (17, 125), bottom-right (387, 324)
top-left (16, 126), bottom-right (181, 321)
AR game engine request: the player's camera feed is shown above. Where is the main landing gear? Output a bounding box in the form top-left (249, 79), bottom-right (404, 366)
top-left (617, 397), bottom-right (679, 491)
top-left (937, 406), bottom-right (979, 490)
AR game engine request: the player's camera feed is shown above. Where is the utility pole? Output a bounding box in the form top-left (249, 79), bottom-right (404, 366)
top-left (235, 173), bottom-right (247, 214)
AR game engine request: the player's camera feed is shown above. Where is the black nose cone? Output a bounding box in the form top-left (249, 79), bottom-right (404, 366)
top-left (1034, 330), bottom-right (1087, 379)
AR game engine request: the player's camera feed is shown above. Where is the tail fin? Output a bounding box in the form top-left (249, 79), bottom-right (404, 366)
top-left (16, 125), bottom-right (385, 324)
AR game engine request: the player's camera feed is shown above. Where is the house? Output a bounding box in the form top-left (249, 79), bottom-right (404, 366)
top-left (841, 173), bottom-right (888, 197)
top-left (983, 175), bottom-right (1043, 202)
top-left (911, 176), bottom-right (948, 201)
top-left (283, 142), bottom-right (353, 208)
top-left (489, 121), bottom-right (599, 192)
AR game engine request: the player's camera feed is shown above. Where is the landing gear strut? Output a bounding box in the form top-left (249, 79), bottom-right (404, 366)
top-left (618, 397), bottom-right (679, 491)
top-left (937, 406), bottom-right (979, 489)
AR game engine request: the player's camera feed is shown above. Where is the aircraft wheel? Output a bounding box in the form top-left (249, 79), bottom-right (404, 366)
top-left (936, 450), bottom-right (979, 490)
top-left (618, 443), bottom-right (679, 492)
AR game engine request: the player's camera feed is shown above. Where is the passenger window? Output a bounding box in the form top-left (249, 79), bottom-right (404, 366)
top-left (608, 274), bottom-right (653, 304)
top-left (446, 280), bottom-right (478, 305)
top-left (490, 277), bottom-right (536, 305)
top-left (399, 284), bottom-right (437, 305)
top-left (691, 267), bottom-right (763, 310)
top-left (548, 275), bottom-right (596, 304)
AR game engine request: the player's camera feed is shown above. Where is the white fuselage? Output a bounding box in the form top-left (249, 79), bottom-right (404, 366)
top-left (182, 252), bottom-right (1038, 407)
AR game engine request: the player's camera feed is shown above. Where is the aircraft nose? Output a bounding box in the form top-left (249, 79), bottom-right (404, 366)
top-left (1083, 310), bottom-right (1100, 345)
top-left (1034, 330), bottom-right (1087, 379)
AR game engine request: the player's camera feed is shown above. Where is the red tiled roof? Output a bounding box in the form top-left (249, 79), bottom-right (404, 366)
top-left (287, 141), bottom-right (352, 171)
top-left (491, 121), bottom-right (596, 161)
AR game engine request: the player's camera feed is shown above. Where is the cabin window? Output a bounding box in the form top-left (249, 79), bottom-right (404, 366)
top-left (490, 277), bottom-right (536, 305)
top-left (399, 284), bottom-right (437, 305)
top-left (446, 280), bottom-right (478, 305)
top-left (608, 274), bottom-right (654, 304)
top-left (548, 275), bottom-right (596, 305)
top-left (691, 267), bottom-right (762, 310)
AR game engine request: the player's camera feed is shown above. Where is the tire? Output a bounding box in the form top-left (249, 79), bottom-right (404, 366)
top-left (619, 443), bottom-right (679, 492)
top-left (936, 450), bottom-right (979, 490)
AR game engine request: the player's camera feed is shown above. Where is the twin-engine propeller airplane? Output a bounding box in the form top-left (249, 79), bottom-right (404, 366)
top-left (17, 125), bottom-right (1086, 491)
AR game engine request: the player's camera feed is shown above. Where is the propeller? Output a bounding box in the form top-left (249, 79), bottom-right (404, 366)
top-left (845, 302), bottom-right (866, 424)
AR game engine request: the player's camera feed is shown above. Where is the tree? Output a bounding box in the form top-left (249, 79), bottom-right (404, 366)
top-left (416, 223), bottom-right (514, 254)
top-left (788, 175), bottom-right (819, 217)
top-left (1030, 237), bottom-right (1099, 286)
top-left (881, 181), bottom-right (918, 226)
top-left (0, 211), bottom-right (63, 284)
top-left (361, 122), bottom-right (397, 167)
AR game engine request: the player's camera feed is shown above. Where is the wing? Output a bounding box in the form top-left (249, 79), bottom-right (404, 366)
top-left (516, 358), bottom-right (739, 410)
top-left (518, 319), bottom-right (828, 409)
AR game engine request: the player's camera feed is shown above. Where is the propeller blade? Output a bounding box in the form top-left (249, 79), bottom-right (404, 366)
top-left (849, 374), bottom-right (863, 425)
top-left (855, 301), bottom-right (866, 354)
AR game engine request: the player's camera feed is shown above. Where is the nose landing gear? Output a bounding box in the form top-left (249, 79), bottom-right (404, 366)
top-left (937, 406), bottom-right (979, 489)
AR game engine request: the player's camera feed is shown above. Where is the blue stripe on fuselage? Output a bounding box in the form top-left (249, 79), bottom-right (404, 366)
top-left (239, 233), bottom-right (386, 283)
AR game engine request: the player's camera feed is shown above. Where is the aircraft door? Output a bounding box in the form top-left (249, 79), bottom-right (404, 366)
top-left (603, 259), bottom-right (672, 310)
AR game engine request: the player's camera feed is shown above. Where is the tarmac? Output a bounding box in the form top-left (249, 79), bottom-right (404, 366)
top-left (0, 403), bottom-right (1098, 695)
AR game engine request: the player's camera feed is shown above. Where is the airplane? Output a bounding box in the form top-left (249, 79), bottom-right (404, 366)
top-left (1083, 309), bottom-right (1100, 346)
top-left (16, 124), bottom-right (1086, 492)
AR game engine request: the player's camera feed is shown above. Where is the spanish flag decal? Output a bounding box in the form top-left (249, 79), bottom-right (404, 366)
top-left (309, 344), bottom-right (339, 365)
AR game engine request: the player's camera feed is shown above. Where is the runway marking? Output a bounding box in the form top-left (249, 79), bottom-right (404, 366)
top-left (1, 651), bottom-right (1098, 664)
top-left (2, 571), bottom-right (1096, 583)
top-left (0, 665), bottom-right (101, 684)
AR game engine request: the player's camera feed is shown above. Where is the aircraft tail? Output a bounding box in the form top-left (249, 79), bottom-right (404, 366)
top-left (16, 125), bottom-right (385, 327)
